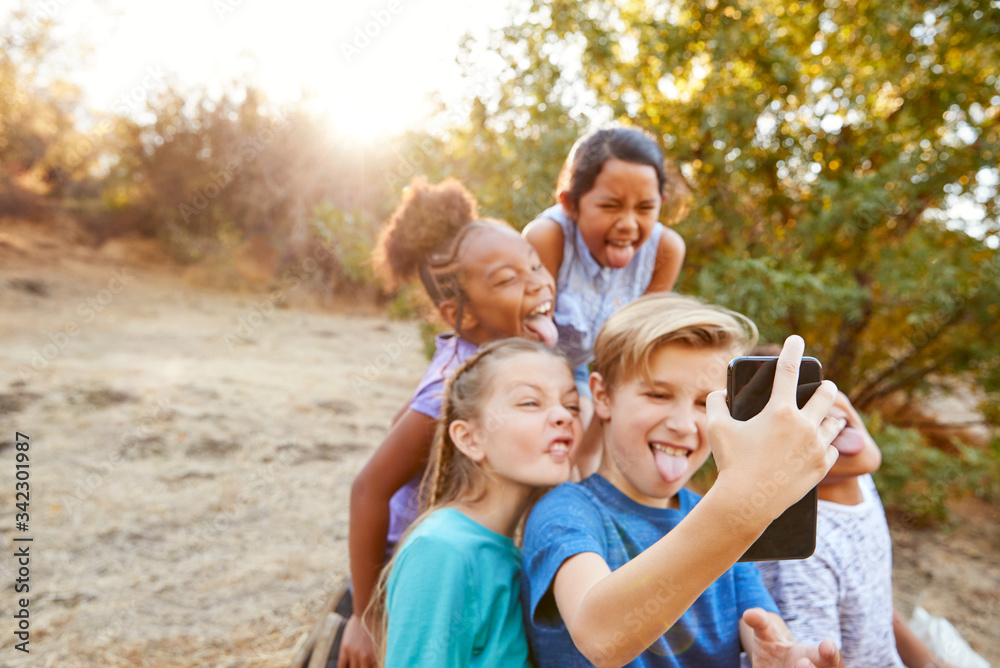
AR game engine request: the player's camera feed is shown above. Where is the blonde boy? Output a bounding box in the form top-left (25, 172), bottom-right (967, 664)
top-left (521, 293), bottom-right (845, 667)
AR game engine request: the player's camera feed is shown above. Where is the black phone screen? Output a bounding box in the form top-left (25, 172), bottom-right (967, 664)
top-left (727, 356), bottom-right (822, 562)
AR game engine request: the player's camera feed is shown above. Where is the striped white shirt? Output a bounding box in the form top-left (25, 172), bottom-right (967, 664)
top-left (758, 475), bottom-right (904, 667)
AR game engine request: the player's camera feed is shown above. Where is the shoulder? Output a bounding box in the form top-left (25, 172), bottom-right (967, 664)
top-left (859, 473), bottom-right (882, 502)
top-left (395, 512), bottom-right (481, 568)
top-left (523, 214), bottom-right (564, 241)
top-left (410, 336), bottom-right (475, 413)
top-left (523, 216), bottom-right (565, 272)
top-left (526, 481), bottom-right (606, 536)
top-left (534, 478), bottom-right (606, 511)
top-left (522, 481), bottom-right (615, 610)
top-left (418, 335), bottom-right (459, 381)
top-left (644, 224), bottom-right (686, 292)
top-left (656, 225), bottom-right (685, 257)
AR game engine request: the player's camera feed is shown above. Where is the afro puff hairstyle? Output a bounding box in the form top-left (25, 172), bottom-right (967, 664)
top-left (372, 177), bottom-right (511, 307)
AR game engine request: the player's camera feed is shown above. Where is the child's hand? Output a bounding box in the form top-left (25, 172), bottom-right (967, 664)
top-left (706, 335), bottom-right (843, 522)
top-left (742, 608), bottom-right (843, 668)
top-left (337, 614), bottom-right (377, 668)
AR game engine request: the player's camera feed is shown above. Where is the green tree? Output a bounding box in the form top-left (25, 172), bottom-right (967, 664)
top-left (483, 0), bottom-right (1000, 423)
top-left (101, 82), bottom-right (413, 296)
top-left (0, 5), bottom-right (95, 206)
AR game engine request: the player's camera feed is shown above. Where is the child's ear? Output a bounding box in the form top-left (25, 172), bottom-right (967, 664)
top-left (558, 191), bottom-right (579, 221)
top-left (449, 419), bottom-right (485, 463)
top-left (591, 372), bottom-right (613, 421)
top-left (438, 299), bottom-right (480, 333)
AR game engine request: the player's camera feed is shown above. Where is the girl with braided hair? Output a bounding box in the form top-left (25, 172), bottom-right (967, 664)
top-left (336, 178), bottom-right (559, 668)
top-left (380, 338), bottom-right (582, 667)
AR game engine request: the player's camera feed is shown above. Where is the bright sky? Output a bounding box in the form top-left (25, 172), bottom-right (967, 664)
top-left (5, 0), bottom-right (514, 141)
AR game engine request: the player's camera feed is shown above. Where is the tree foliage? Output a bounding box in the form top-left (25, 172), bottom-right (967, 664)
top-left (97, 85), bottom-right (410, 296)
top-left (0, 8), bottom-right (95, 207)
top-left (482, 0), bottom-right (1000, 419)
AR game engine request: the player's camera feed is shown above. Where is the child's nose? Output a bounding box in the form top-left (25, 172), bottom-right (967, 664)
top-left (550, 405), bottom-right (573, 425)
top-left (615, 212), bottom-right (639, 234)
top-left (663, 404), bottom-right (697, 435)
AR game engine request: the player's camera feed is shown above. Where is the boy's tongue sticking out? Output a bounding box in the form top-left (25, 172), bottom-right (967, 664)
top-left (524, 313), bottom-right (558, 348)
top-left (605, 241), bottom-right (635, 269)
top-left (652, 444), bottom-right (688, 483)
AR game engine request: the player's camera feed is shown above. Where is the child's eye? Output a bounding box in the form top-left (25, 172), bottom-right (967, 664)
top-left (531, 262), bottom-right (543, 271)
top-left (645, 392), bottom-right (671, 400)
top-left (565, 403), bottom-right (581, 414)
top-left (518, 399), bottom-right (539, 408)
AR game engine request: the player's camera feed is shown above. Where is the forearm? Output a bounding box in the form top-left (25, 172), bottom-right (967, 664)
top-left (894, 609), bottom-right (944, 668)
top-left (348, 477), bottom-right (392, 619)
top-left (348, 410), bottom-right (436, 618)
top-left (570, 485), bottom-right (768, 666)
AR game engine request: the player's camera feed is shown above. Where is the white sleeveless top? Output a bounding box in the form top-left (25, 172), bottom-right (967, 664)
top-left (538, 204), bottom-right (664, 367)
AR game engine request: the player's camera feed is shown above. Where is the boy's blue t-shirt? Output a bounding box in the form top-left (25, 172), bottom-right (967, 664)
top-left (386, 508), bottom-right (530, 668)
top-left (521, 474), bottom-right (779, 668)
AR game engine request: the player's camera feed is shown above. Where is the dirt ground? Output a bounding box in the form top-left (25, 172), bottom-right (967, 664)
top-left (1, 219), bottom-right (997, 667)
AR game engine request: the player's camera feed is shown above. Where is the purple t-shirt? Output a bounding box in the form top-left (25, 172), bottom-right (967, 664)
top-left (385, 333), bottom-right (478, 554)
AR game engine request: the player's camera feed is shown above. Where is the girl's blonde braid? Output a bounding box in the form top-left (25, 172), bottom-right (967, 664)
top-left (419, 343), bottom-right (491, 511)
top-left (429, 423), bottom-right (450, 509)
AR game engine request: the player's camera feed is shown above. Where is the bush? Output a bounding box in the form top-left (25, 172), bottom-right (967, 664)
top-left (870, 417), bottom-right (959, 525)
top-left (869, 415), bottom-right (999, 526)
top-left (313, 204), bottom-right (381, 298)
top-left (961, 435), bottom-right (1000, 504)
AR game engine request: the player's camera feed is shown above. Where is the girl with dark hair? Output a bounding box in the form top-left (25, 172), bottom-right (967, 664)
top-left (334, 178), bottom-right (559, 668)
top-left (524, 125), bottom-right (688, 440)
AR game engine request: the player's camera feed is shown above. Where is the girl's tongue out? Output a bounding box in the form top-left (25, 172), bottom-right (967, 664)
top-left (605, 241), bottom-right (636, 268)
top-left (653, 446), bottom-right (688, 483)
top-left (831, 426), bottom-right (867, 456)
top-left (524, 314), bottom-right (558, 348)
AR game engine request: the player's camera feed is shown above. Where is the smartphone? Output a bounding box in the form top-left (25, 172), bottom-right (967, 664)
top-left (727, 356), bottom-right (823, 562)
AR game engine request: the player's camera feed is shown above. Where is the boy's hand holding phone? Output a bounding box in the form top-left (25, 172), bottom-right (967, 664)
top-left (706, 336), bottom-right (843, 533)
top-left (727, 349), bottom-right (824, 561)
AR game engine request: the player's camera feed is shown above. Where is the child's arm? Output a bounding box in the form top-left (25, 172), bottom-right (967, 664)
top-left (893, 609), bottom-right (957, 668)
top-left (740, 609), bottom-right (843, 667)
top-left (523, 216), bottom-right (565, 281)
top-left (549, 337), bottom-right (843, 667)
top-left (341, 410), bottom-right (437, 666)
top-left (643, 227), bottom-right (685, 293)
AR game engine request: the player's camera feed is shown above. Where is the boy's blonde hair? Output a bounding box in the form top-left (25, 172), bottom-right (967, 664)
top-left (593, 293), bottom-right (759, 392)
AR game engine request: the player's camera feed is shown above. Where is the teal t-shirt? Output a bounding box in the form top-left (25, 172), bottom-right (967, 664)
top-left (385, 507), bottom-right (530, 667)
